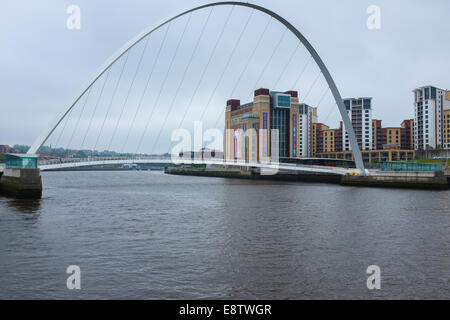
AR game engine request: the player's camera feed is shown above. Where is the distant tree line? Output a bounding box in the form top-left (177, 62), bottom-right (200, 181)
top-left (12, 145), bottom-right (29, 153)
top-left (10, 144), bottom-right (155, 159)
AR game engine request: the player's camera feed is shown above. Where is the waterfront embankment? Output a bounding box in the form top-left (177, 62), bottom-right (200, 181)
top-left (165, 166), bottom-right (342, 184)
top-left (165, 166), bottom-right (449, 190)
top-left (341, 170), bottom-right (448, 190)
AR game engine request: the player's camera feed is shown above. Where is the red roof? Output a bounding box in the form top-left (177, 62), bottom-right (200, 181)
top-left (284, 90), bottom-right (298, 98)
top-left (227, 99), bottom-right (241, 111)
top-left (254, 88), bottom-right (270, 97)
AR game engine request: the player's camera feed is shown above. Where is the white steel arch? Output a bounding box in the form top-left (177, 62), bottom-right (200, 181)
top-left (28, 1), bottom-right (366, 173)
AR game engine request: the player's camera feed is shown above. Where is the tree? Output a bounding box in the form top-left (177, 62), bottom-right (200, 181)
top-left (13, 145), bottom-right (30, 153)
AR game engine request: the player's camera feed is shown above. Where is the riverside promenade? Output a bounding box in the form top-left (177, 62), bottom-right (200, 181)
top-left (165, 165), bottom-right (449, 190)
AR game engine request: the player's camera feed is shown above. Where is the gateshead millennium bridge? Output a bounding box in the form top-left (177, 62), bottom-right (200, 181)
top-left (25, 2), bottom-right (365, 176)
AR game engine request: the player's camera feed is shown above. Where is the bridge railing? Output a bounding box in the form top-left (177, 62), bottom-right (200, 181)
top-left (38, 155), bottom-right (169, 166)
top-left (37, 156), bottom-right (351, 175)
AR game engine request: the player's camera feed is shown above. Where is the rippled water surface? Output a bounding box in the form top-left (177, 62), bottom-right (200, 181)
top-left (0, 171), bottom-right (448, 299)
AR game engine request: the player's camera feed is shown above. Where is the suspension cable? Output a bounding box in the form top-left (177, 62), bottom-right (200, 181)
top-left (121, 25), bottom-right (171, 157)
top-left (148, 13), bottom-right (195, 154)
top-left (80, 67), bottom-right (112, 151)
top-left (300, 69), bottom-right (322, 104)
top-left (272, 42), bottom-right (300, 90)
top-left (94, 50), bottom-right (130, 152)
top-left (323, 102), bottom-right (337, 124)
top-left (201, 9), bottom-right (257, 143)
top-left (214, 25), bottom-right (288, 129)
top-left (106, 38), bottom-right (151, 153)
top-left (147, 8), bottom-right (214, 155)
top-left (54, 106), bottom-right (73, 149)
top-left (320, 87), bottom-right (337, 124)
top-left (118, 36), bottom-right (152, 154)
top-left (67, 87), bottom-right (92, 150)
top-left (135, 15), bottom-right (191, 155)
top-left (316, 86), bottom-right (330, 108)
top-left (212, 16), bottom-right (273, 130)
top-left (291, 55), bottom-right (313, 91)
top-left (245, 27), bottom-right (288, 102)
top-left (198, 9), bottom-right (255, 123)
top-left (170, 6), bottom-right (234, 151)
top-left (227, 16), bottom-right (272, 100)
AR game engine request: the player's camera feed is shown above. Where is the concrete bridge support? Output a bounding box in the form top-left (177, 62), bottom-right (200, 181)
top-left (0, 168), bottom-right (42, 199)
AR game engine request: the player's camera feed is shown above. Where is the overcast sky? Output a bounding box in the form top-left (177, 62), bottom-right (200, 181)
top-left (1, 0), bottom-right (449, 153)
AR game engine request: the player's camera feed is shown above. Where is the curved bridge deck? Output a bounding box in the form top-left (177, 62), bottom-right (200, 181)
top-left (38, 157), bottom-right (352, 176)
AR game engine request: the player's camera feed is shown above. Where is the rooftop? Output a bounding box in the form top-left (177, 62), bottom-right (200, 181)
top-left (6, 153), bottom-right (38, 158)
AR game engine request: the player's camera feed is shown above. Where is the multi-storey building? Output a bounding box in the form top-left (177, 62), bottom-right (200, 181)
top-left (298, 104), bottom-right (317, 158)
top-left (315, 149), bottom-right (416, 163)
top-left (400, 119), bottom-right (414, 150)
top-left (443, 91), bottom-right (450, 150)
top-left (224, 98), bottom-right (261, 162)
top-left (413, 86), bottom-right (450, 150)
top-left (370, 119), bottom-right (414, 151)
top-left (312, 124), bottom-right (340, 155)
top-left (444, 107), bottom-right (450, 150)
top-left (342, 98), bottom-right (373, 151)
top-left (270, 90), bottom-right (299, 158)
top-left (383, 127), bottom-right (401, 148)
top-left (225, 88), bottom-right (316, 162)
top-left (312, 123), bottom-right (329, 154)
top-left (335, 124), bottom-right (343, 152)
top-left (322, 129), bottom-right (339, 153)
top-left (372, 120), bottom-right (382, 150)
top-left (314, 117), bottom-right (415, 163)
top-left (225, 87), bottom-right (424, 163)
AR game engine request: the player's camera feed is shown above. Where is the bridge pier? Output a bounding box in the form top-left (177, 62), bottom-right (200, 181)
top-left (0, 168), bottom-right (42, 199)
top-left (0, 154), bottom-right (42, 199)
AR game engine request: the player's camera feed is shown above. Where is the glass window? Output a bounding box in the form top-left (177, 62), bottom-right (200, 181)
top-left (277, 95), bottom-right (291, 107)
top-left (344, 100), bottom-right (351, 110)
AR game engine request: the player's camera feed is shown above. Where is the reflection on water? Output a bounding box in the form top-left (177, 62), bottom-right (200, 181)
top-left (0, 171), bottom-right (448, 299)
top-left (6, 199), bottom-right (41, 213)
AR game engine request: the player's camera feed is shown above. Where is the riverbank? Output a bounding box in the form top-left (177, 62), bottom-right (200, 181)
top-left (165, 166), bottom-right (342, 184)
top-left (341, 171), bottom-right (449, 190)
top-left (165, 166), bottom-right (449, 190)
